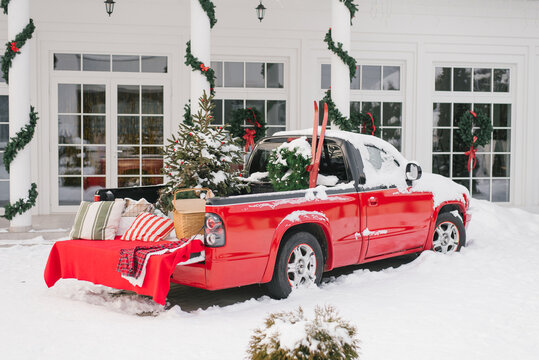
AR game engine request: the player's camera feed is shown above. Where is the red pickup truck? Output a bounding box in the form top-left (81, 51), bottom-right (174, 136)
top-left (95, 130), bottom-right (471, 299)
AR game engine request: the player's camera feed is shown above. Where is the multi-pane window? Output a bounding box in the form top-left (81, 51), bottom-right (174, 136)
top-left (54, 53), bottom-right (168, 73)
top-left (321, 64), bottom-right (400, 91)
top-left (321, 63), bottom-right (403, 150)
top-left (211, 61), bottom-right (287, 135)
top-left (58, 84), bottom-right (107, 205)
top-left (432, 66), bottom-right (512, 202)
top-left (211, 99), bottom-right (286, 136)
top-left (117, 85), bottom-right (164, 187)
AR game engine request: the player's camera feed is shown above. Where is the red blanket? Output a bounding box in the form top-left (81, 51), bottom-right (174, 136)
top-left (44, 238), bottom-right (205, 305)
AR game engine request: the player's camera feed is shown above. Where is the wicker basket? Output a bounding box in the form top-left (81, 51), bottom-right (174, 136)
top-left (172, 188), bottom-right (213, 239)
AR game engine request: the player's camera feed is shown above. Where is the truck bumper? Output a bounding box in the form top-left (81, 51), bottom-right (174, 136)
top-left (170, 256), bottom-right (269, 290)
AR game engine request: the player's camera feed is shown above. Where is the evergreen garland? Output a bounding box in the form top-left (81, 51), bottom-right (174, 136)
top-left (3, 183), bottom-right (38, 221)
top-left (3, 106), bottom-right (38, 172)
top-left (227, 108), bottom-right (267, 151)
top-left (322, 90), bottom-right (379, 135)
top-left (267, 138), bottom-right (312, 192)
top-left (1, 19), bottom-right (35, 84)
top-left (456, 110), bottom-right (492, 148)
top-left (0, 5), bottom-right (39, 220)
top-left (324, 28), bottom-right (357, 82)
top-left (1, 0), bottom-right (9, 14)
top-left (339, 0), bottom-right (359, 24)
top-left (184, 40), bottom-right (216, 96)
top-left (198, 0), bottom-right (217, 29)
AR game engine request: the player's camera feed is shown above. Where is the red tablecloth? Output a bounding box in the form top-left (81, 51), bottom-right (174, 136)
top-left (44, 238), bottom-right (205, 305)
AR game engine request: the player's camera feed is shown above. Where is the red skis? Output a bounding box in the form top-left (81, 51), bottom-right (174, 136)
top-left (309, 102), bottom-right (328, 188)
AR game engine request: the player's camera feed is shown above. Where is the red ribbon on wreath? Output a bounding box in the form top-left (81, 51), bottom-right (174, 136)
top-left (200, 63), bottom-right (209, 72)
top-left (464, 136), bottom-right (478, 172)
top-left (246, 108), bottom-right (261, 128)
top-left (10, 42), bottom-right (19, 53)
top-left (243, 128), bottom-right (256, 151)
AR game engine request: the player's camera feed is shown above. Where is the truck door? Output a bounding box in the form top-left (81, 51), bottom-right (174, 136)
top-left (361, 145), bottom-right (433, 259)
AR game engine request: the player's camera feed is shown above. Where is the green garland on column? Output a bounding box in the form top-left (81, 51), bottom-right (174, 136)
top-left (3, 106), bottom-right (38, 172)
top-left (338, 0), bottom-right (358, 24)
top-left (1, 0), bottom-right (10, 14)
top-left (184, 41), bottom-right (216, 96)
top-left (1, 1), bottom-right (39, 220)
top-left (198, 0), bottom-right (217, 29)
top-left (3, 183), bottom-right (38, 221)
top-left (1, 19), bottom-right (35, 83)
top-left (324, 28), bottom-right (357, 82)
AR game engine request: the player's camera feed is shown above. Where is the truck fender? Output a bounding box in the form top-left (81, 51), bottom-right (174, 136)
top-left (424, 201), bottom-right (468, 250)
top-left (260, 211), bottom-right (332, 283)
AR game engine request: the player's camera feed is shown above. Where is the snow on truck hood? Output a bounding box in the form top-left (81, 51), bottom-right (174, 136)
top-left (274, 129), bottom-right (469, 208)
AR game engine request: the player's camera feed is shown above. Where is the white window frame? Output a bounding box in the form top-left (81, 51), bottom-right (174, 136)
top-left (431, 63), bottom-right (516, 203)
top-left (50, 54), bottom-right (171, 212)
top-left (212, 57), bottom-right (289, 135)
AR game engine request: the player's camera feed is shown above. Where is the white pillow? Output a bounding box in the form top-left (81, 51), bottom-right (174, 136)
top-left (117, 216), bottom-right (137, 236)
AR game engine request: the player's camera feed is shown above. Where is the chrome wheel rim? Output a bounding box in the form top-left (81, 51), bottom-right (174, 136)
top-left (432, 221), bottom-right (460, 253)
top-left (287, 244), bottom-right (317, 288)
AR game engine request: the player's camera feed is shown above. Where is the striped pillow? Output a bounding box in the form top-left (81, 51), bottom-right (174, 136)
top-left (120, 213), bottom-right (174, 242)
top-left (69, 200), bottom-right (125, 240)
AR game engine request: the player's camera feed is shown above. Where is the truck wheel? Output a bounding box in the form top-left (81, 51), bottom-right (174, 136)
top-left (266, 232), bottom-right (323, 299)
top-left (431, 212), bottom-right (466, 254)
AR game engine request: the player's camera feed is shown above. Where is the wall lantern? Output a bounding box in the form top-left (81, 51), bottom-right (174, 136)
top-left (255, 1), bottom-right (266, 22)
top-left (104, 0), bottom-right (115, 17)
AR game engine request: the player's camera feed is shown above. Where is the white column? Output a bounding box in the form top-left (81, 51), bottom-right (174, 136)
top-left (8, 0), bottom-right (32, 231)
top-left (190, 0), bottom-right (211, 114)
top-left (330, 0), bottom-right (351, 123)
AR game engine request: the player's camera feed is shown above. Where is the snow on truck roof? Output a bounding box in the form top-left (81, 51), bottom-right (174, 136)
top-left (273, 129), bottom-right (469, 208)
top-left (273, 129), bottom-right (407, 165)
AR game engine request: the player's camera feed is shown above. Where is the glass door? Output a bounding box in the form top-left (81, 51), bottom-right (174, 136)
top-left (53, 79), bottom-right (168, 210)
top-left (115, 84), bottom-right (165, 187)
top-left (57, 83), bottom-right (108, 206)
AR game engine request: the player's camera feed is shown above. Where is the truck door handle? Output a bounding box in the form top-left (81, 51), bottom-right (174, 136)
top-left (368, 196), bottom-right (378, 206)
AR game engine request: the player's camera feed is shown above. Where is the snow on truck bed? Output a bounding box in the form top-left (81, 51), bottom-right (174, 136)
top-left (1, 199), bottom-right (538, 359)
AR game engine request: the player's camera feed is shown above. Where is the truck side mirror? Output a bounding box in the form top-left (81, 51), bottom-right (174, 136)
top-left (405, 162), bottom-right (422, 184)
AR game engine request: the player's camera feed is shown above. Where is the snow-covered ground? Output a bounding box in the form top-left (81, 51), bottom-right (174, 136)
top-left (1, 200), bottom-right (538, 359)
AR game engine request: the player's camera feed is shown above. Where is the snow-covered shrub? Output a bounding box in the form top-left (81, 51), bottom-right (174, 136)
top-left (267, 137), bottom-right (312, 192)
top-left (247, 305), bottom-right (360, 360)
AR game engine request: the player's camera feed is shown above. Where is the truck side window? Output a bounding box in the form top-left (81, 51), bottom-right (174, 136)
top-left (319, 143), bottom-right (350, 183)
top-left (365, 145), bottom-right (399, 172)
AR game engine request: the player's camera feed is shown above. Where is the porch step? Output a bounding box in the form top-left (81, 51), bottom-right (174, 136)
top-left (0, 214), bottom-right (75, 242)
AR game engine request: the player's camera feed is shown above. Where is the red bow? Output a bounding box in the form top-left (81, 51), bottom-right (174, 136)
top-left (243, 128), bottom-right (256, 152)
top-left (464, 136), bottom-right (478, 172)
top-left (469, 110), bottom-right (477, 118)
top-left (10, 42), bottom-right (19, 53)
top-left (200, 63), bottom-right (209, 72)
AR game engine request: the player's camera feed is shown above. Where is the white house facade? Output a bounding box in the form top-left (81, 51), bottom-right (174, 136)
top-left (0, 0), bottom-right (538, 224)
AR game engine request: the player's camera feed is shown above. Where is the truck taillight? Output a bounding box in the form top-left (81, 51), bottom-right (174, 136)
top-left (204, 213), bottom-right (225, 247)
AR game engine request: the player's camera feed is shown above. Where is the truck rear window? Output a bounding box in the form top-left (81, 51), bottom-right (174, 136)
top-left (248, 138), bottom-right (351, 184)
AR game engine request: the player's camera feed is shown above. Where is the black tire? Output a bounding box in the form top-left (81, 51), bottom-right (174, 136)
top-left (265, 231), bottom-right (324, 299)
top-left (431, 212), bottom-right (466, 253)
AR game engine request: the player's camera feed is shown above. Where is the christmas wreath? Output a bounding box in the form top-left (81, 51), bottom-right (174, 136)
top-left (227, 108), bottom-right (266, 151)
top-left (267, 137), bottom-right (312, 192)
top-left (456, 110), bottom-right (492, 172)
